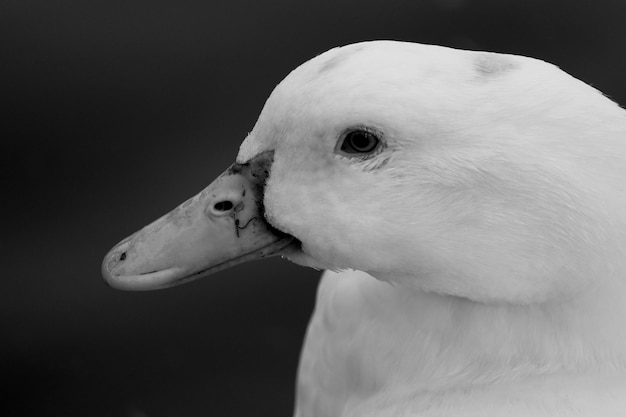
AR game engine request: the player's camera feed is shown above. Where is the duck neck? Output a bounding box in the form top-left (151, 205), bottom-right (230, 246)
top-left (371, 272), bottom-right (626, 387)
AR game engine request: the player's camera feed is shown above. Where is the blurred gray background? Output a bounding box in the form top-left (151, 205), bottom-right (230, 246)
top-left (2, 0), bottom-right (626, 415)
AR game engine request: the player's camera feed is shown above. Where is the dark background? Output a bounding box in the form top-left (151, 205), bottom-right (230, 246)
top-left (2, 0), bottom-right (625, 416)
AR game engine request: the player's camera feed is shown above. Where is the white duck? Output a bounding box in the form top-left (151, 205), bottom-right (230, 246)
top-left (102, 41), bottom-right (626, 416)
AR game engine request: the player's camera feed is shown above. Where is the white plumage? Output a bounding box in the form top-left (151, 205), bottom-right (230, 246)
top-left (104, 41), bottom-right (626, 416)
top-left (243, 41), bottom-right (626, 416)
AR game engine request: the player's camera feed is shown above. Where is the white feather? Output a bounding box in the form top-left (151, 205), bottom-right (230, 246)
top-left (239, 41), bottom-right (626, 416)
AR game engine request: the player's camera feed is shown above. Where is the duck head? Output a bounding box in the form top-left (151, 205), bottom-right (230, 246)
top-left (103, 41), bottom-right (626, 303)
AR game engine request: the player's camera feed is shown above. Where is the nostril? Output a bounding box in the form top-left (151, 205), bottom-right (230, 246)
top-left (119, 252), bottom-right (127, 261)
top-left (213, 201), bottom-right (234, 212)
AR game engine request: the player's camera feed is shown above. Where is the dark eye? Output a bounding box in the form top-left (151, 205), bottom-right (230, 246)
top-left (339, 130), bottom-right (380, 155)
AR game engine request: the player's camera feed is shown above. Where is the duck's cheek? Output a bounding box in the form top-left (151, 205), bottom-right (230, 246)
top-left (263, 185), bottom-right (347, 270)
top-left (263, 177), bottom-right (387, 271)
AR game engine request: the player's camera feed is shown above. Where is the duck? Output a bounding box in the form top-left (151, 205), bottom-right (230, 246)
top-left (102, 41), bottom-right (626, 416)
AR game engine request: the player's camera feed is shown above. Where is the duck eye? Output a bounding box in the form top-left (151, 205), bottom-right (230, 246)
top-left (339, 130), bottom-right (380, 155)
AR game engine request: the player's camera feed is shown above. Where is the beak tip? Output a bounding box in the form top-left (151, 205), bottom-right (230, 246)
top-left (101, 240), bottom-right (132, 289)
top-left (101, 251), bottom-right (120, 289)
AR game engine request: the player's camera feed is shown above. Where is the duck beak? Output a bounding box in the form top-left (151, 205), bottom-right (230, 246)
top-left (101, 151), bottom-right (293, 291)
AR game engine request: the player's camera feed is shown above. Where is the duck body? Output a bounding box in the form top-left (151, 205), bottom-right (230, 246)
top-left (103, 41), bottom-right (626, 416)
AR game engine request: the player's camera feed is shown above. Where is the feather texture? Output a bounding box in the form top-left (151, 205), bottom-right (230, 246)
top-left (243, 41), bottom-right (626, 415)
